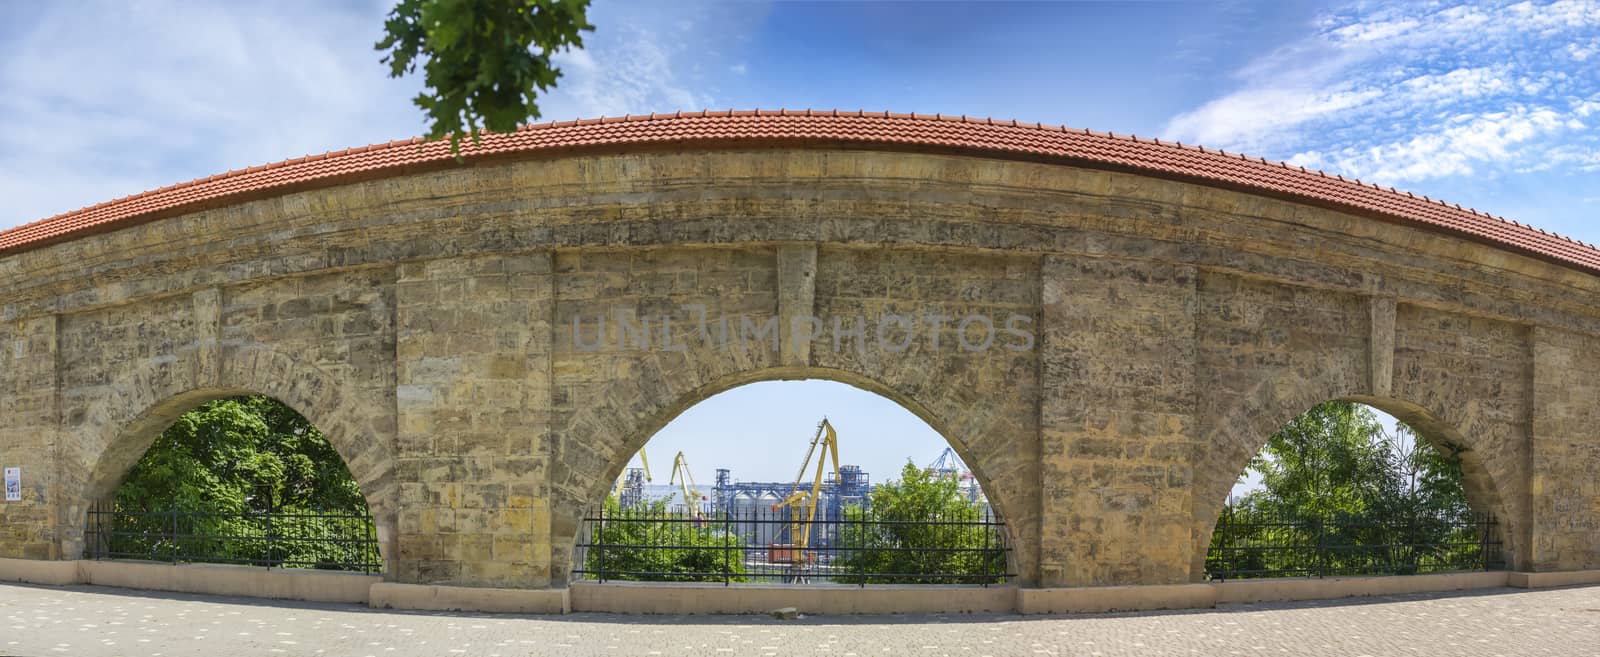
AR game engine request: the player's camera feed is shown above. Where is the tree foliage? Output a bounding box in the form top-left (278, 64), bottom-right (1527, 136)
top-left (377, 0), bottom-right (594, 152)
top-left (107, 396), bottom-right (374, 570)
top-left (1243, 402), bottom-right (1469, 520)
top-left (834, 462), bottom-right (1007, 584)
top-left (583, 495), bottom-right (747, 582)
top-left (1210, 401), bottom-right (1485, 578)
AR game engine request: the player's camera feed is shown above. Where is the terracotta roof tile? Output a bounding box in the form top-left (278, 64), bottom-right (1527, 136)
top-left (3, 110), bottom-right (1597, 274)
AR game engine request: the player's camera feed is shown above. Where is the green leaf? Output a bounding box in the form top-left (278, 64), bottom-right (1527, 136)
top-left (376, 0), bottom-right (595, 154)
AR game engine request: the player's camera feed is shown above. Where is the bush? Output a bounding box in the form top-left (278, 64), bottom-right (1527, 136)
top-left (834, 462), bottom-right (1007, 584)
top-left (583, 496), bottom-right (748, 582)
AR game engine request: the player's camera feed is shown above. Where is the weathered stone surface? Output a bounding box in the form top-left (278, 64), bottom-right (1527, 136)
top-left (1, 147), bottom-right (1597, 589)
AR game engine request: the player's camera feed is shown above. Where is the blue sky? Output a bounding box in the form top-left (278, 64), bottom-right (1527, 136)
top-left (2, 1), bottom-right (1596, 486)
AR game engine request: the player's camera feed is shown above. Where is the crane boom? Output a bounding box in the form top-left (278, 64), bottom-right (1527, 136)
top-left (669, 451), bottom-right (703, 517)
top-left (772, 419), bottom-right (840, 562)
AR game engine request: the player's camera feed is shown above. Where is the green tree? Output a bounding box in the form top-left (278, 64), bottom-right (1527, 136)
top-left (583, 495), bottom-right (747, 583)
top-left (377, 0), bottom-right (594, 151)
top-left (834, 462), bottom-right (1007, 584)
top-left (1209, 401), bottom-right (1479, 578)
top-left (1245, 402), bottom-right (1394, 520)
top-left (106, 396), bottom-right (374, 570)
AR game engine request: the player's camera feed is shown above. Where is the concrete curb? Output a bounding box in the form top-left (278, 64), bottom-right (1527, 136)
top-left (2, 558), bottom-right (1598, 615)
top-left (570, 581), bottom-right (1014, 615)
top-left (370, 582), bottom-right (570, 614)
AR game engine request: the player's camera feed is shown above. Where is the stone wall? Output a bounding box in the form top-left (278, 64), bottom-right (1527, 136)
top-left (1, 147), bottom-right (1598, 588)
top-left (1530, 327), bottom-right (1600, 570)
top-left (394, 254), bottom-right (554, 587)
top-left (0, 316), bottom-right (58, 559)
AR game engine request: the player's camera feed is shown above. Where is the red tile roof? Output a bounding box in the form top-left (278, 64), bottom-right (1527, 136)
top-left (3, 109), bottom-right (1596, 275)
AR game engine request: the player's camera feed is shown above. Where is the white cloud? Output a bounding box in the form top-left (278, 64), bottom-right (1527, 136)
top-left (1329, 17), bottom-right (1421, 43)
top-left (0, 1), bottom-right (424, 228)
top-left (1163, 0), bottom-right (1600, 185)
top-left (548, 22), bottom-right (713, 119)
top-left (1164, 86), bottom-right (1382, 152)
top-left (0, 0), bottom-right (760, 229)
top-left (1296, 105), bottom-right (1578, 181)
top-left (1401, 67), bottom-right (1513, 102)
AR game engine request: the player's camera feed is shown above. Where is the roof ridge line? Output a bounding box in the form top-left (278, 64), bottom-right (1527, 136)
top-left (3, 109), bottom-right (1594, 273)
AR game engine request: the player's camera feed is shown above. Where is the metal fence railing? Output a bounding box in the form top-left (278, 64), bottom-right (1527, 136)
top-left (573, 505), bottom-right (1012, 586)
top-left (86, 504), bottom-right (381, 573)
top-left (1206, 506), bottom-right (1502, 580)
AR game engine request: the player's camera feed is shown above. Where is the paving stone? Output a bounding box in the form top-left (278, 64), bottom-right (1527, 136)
top-left (3, 583), bottom-right (1599, 657)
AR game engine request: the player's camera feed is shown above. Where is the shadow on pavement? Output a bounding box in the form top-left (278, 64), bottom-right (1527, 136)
top-left (0, 580), bottom-right (1585, 627)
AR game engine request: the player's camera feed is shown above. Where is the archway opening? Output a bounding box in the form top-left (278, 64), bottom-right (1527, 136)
top-left (1207, 400), bottom-right (1503, 580)
top-left (574, 379), bottom-right (1010, 585)
top-left (87, 395), bottom-right (381, 573)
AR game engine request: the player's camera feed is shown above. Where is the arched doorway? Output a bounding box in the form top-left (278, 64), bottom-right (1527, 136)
top-left (84, 394), bottom-right (383, 573)
top-left (1205, 399), bottom-right (1506, 580)
top-left (572, 379), bottom-right (1012, 585)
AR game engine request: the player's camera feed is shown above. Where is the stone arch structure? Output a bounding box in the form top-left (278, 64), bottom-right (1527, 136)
top-left (554, 366), bottom-right (1032, 586)
top-left (1190, 377), bottom-right (1523, 579)
top-left (0, 111), bottom-right (1596, 591)
top-left (1186, 289), bottom-right (1534, 578)
top-left (59, 344), bottom-right (398, 569)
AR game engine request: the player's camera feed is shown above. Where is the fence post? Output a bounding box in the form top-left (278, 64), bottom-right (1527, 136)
top-left (1315, 518), bottom-right (1326, 579)
top-left (1405, 506), bottom-right (1416, 575)
top-left (87, 506), bottom-right (96, 561)
top-left (1215, 504), bottom-right (1228, 582)
top-left (169, 506), bottom-right (179, 565)
top-left (265, 495), bottom-right (274, 569)
top-left (1480, 513), bottom-right (1492, 571)
top-left (722, 506), bottom-right (732, 586)
top-left (596, 505), bottom-right (606, 584)
top-left (854, 507), bottom-right (863, 589)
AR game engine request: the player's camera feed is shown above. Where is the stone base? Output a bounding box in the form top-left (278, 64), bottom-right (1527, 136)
top-left (0, 557), bottom-right (82, 586)
top-left (1016, 583), bottom-right (1215, 614)
top-left (369, 582), bottom-right (570, 614)
top-left (1213, 571), bottom-right (1508, 604)
top-left (0, 558), bottom-right (379, 603)
top-left (81, 560), bottom-right (379, 603)
top-left (8, 558), bottom-right (1600, 616)
top-left (570, 581), bottom-right (1014, 615)
top-left (1508, 570), bottom-right (1600, 588)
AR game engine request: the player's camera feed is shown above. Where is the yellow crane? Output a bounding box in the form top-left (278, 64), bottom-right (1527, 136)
top-left (770, 419), bottom-right (840, 565)
top-left (611, 447), bottom-right (652, 499)
top-left (669, 451), bottom-right (705, 517)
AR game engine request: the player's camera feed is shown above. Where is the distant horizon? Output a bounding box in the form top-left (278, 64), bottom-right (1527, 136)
top-left (615, 380), bottom-right (962, 493)
top-left (618, 379), bottom-right (1405, 503)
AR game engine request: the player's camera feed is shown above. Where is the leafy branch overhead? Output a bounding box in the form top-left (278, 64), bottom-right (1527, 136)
top-left (377, 0), bottom-right (594, 152)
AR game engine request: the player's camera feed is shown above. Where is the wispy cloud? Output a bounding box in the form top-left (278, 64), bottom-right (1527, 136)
top-left (1163, 1), bottom-right (1600, 186)
top-left (548, 22), bottom-right (713, 119)
top-left (0, 1), bottom-right (423, 228)
top-left (0, 0), bottom-right (758, 229)
top-left (536, 1), bottom-right (769, 121)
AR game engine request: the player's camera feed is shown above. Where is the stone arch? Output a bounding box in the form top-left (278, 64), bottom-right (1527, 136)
top-left (1189, 370), bottom-right (1521, 579)
top-left (550, 365), bottom-right (1030, 586)
top-left (63, 346), bottom-right (397, 571)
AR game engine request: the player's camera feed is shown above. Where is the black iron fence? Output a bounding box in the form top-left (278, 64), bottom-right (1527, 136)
top-left (1206, 506), bottom-right (1502, 580)
top-left (573, 505), bottom-right (1012, 585)
top-left (86, 504), bottom-right (381, 573)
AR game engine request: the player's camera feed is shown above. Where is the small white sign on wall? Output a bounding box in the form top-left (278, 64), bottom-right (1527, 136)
top-left (4, 467), bottom-right (19, 502)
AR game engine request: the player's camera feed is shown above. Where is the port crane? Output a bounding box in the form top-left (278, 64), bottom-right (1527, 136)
top-left (670, 451), bottom-right (706, 517)
top-left (926, 447), bottom-right (967, 479)
top-left (771, 419), bottom-right (840, 568)
top-left (926, 446), bottom-right (983, 503)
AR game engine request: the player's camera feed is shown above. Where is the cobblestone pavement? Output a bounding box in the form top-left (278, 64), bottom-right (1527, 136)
top-left (1, 583), bottom-right (1597, 657)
